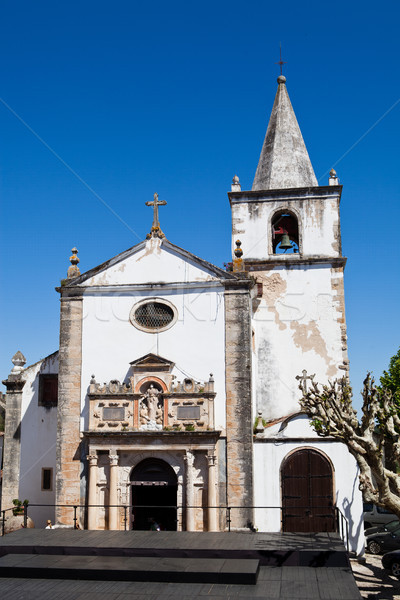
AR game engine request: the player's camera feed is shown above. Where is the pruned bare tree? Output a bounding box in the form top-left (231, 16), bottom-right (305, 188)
top-left (299, 373), bottom-right (400, 519)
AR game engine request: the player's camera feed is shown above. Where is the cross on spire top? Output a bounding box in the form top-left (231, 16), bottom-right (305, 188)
top-left (275, 43), bottom-right (287, 76)
top-left (145, 192), bottom-right (167, 239)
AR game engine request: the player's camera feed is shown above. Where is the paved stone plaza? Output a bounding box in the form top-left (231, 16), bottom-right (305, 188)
top-left (0, 530), bottom-right (361, 599)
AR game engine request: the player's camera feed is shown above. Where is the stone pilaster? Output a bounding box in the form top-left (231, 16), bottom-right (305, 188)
top-left (56, 295), bottom-right (83, 525)
top-left (207, 452), bottom-right (218, 531)
top-left (331, 266), bottom-right (350, 374)
top-left (87, 453), bottom-right (98, 530)
top-left (1, 368), bottom-right (26, 511)
top-left (184, 450), bottom-right (195, 531)
top-left (108, 452), bottom-right (119, 530)
top-left (224, 284), bottom-right (254, 529)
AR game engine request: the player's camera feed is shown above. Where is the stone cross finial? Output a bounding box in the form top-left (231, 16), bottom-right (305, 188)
top-left (145, 192), bottom-right (167, 238)
top-left (67, 247), bottom-right (81, 279)
top-left (275, 43), bottom-right (287, 76)
top-left (296, 369), bottom-right (315, 394)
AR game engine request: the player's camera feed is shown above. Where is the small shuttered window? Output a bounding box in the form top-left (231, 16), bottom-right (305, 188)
top-left (38, 374), bottom-right (58, 407)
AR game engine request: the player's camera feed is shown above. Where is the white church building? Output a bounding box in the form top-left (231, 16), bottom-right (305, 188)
top-left (1, 74), bottom-right (364, 554)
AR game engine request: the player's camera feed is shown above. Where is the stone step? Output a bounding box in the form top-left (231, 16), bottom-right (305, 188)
top-left (0, 553), bottom-right (260, 584)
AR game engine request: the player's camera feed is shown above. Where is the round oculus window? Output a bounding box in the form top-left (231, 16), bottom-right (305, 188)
top-left (130, 299), bottom-right (178, 332)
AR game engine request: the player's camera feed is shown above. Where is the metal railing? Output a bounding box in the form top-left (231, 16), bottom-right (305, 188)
top-left (1, 502), bottom-right (349, 551)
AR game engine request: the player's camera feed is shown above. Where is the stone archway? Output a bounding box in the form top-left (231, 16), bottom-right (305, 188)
top-left (281, 448), bottom-right (335, 532)
top-left (130, 457), bottom-right (178, 531)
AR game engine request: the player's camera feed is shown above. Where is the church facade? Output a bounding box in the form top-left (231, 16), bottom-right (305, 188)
top-left (1, 75), bottom-right (363, 553)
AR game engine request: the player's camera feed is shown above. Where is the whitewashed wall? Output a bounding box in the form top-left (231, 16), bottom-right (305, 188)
top-left (79, 239), bottom-right (227, 431)
top-left (19, 352), bottom-right (58, 527)
top-left (253, 415), bottom-right (364, 555)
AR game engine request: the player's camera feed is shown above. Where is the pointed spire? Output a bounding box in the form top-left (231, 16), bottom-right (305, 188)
top-left (252, 76), bottom-right (318, 191)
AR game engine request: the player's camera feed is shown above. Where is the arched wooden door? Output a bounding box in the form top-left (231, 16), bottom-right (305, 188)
top-left (130, 458), bottom-right (177, 531)
top-left (281, 449), bottom-right (335, 532)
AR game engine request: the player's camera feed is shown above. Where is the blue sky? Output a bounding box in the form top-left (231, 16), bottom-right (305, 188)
top-left (1, 0), bottom-right (399, 413)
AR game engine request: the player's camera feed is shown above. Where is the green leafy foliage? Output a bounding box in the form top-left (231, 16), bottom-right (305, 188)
top-left (380, 347), bottom-right (400, 405)
top-left (12, 498), bottom-right (29, 516)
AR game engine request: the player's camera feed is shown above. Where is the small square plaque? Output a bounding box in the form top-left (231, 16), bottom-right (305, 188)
top-left (103, 407), bottom-right (125, 421)
top-left (177, 406), bottom-right (200, 420)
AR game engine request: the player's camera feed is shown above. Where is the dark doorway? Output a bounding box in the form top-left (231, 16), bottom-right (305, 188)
top-left (281, 449), bottom-right (335, 532)
top-left (130, 458), bottom-right (177, 531)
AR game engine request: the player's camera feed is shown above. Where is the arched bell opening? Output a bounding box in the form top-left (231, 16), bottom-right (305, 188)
top-left (130, 457), bottom-right (177, 531)
top-left (271, 210), bottom-right (299, 254)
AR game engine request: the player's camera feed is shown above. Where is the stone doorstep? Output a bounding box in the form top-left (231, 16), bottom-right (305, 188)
top-left (0, 554), bottom-right (260, 585)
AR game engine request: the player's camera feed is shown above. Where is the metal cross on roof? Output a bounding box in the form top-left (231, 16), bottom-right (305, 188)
top-left (145, 192), bottom-right (167, 235)
top-left (275, 43), bottom-right (287, 76)
top-left (296, 369), bottom-right (315, 394)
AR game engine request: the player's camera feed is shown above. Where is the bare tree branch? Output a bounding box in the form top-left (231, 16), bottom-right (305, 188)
top-left (299, 373), bottom-right (400, 519)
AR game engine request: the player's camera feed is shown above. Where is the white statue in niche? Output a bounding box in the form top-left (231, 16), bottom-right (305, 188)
top-left (139, 384), bottom-right (163, 431)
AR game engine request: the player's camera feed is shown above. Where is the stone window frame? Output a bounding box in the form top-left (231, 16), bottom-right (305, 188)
top-left (129, 297), bottom-right (178, 333)
top-left (41, 467), bottom-right (53, 491)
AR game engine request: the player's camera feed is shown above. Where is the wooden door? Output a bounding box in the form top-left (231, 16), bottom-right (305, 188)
top-left (281, 449), bottom-right (335, 532)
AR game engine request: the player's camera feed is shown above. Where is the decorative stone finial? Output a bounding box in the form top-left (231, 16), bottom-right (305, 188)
top-left (145, 192), bottom-right (167, 239)
top-left (233, 240), bottom-right (245, 272)
top-left (234, 240), bottom-right (243, 258)
top-left (11, 351), bottom-right (26, 374)
top-left (277, 75), bottom-right (286, 84)
top-left (67, 247), bottom-right (81, 279)
top-left (329, 168), bottom-right (338, 186)
top-left (255, 411), bottom-right (265, 434)
top-left (231, 175), bottom-right (241, 192)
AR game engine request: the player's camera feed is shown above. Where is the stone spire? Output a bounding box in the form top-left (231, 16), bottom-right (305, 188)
top-left (252, 76), bottom-right (318, 191)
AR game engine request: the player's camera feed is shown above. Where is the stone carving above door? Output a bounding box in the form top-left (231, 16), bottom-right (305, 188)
top-left (87, 355), bottom-right (215, 433)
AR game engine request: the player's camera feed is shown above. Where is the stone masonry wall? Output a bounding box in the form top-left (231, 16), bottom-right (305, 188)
top-left (224, 285), bottom-right (254, 529)
top-left (56, 296), bottom-right (83, 525)
top-left (1, 376), bottom-right (25, 512)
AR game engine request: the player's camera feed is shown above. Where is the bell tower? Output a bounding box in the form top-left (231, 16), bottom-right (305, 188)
top-left (229, 75), bottom-right (349, 421)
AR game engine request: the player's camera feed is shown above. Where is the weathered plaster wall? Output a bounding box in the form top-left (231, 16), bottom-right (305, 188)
top-left (253, 414), bottom-right (364, 555)
top-left (18, 353), bottom-right (58, 527)
top-left (253, 264), bottom-right (347, 420)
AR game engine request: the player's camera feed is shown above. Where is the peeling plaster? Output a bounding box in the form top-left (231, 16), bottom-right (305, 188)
top-left (136, 238), bottom-right (162, 262)
top-left (289, 321), bottom-right (336, 376)
top-left (260, 272), bottom-right (287, 331)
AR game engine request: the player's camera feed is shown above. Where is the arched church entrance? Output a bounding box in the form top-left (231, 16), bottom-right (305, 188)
top-left (281, 449), bottom-right (335, 533)
top-left (130, 458), bottom-right (177, 531)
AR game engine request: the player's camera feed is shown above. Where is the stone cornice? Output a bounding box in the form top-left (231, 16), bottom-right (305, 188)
top-left (229, 185), bottom-right (342, 205)
top-left (254, 436), bottom-right (337, 443)
top-left (244, 256), bottom-right (347, 269)
top-left (56, 280), bottom-right (233, 295)
top-left (2, 377), bottom-right (26, 392)
top-left (83, 430), bottom-right (221, 446)
top-left (222, 277), bottom-right (254, 291)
